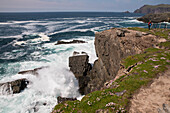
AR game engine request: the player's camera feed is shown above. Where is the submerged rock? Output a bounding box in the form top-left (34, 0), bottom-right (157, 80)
top-left (0, 78), bottom-right (29, 95)
top-left (55, 40), bottom-right (87, 45)
top-left (18, 66), bottom-right (48, 76)
top-left (57, 96), bottom-right (77, 104)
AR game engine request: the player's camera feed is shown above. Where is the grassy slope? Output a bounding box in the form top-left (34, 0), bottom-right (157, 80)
top-left (52, 28), bottom-right (170, 113)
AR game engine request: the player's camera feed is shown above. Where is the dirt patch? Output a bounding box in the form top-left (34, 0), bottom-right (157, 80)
top-left (129, 67), bottom-right (170, 113)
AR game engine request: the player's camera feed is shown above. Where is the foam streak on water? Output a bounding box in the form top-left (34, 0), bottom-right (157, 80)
top-left (0, 12), bottom-right (147, 113)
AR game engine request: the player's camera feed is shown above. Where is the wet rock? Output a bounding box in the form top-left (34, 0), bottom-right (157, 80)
top-left (0, 78), bottom-right (29, 94)
top-left (69, 54), bottom-right (92, 95)
top-left (69, 55), bottom-right (92, 78)
top-left (55, 40), bottom-right (87, 45)
top-left (73, 51), bottom-right (80, 56)
top-left (57, 96), bottom-right (77, 104)
top-left (18, 66), bottom-right (48, 76)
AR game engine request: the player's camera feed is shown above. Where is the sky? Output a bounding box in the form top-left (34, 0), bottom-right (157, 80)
top-left (0, 0), bottom-right (169, 12)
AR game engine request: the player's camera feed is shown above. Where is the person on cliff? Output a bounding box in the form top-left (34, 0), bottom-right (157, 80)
top-left (148, 21), bottom-right (152, 30)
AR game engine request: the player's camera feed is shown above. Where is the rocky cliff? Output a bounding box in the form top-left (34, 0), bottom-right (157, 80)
top-left (134, 4), bottom-right (170, 14)
top-left (137, 12), bottom-right (170, 23)
top-left (69, 28), bottom-right (160, 95)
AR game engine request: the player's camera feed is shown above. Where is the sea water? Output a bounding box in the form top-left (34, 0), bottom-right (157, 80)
top-left (0, 12), bottom-right (145, 113)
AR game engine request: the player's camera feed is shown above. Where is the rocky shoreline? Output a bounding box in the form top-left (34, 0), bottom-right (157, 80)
top-left (52, 27), bottom-right (170, 113)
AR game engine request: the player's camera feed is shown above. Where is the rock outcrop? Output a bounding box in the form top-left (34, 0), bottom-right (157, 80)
top-left (137, 12), bottom-right (170, 23)
top-left (55, 40), bottom-right (86, 45)
top-left (0, 79), bottom-right (29, 95)
top-left (70, 28), bottom-right (159, 95)
top-left (69, 54), bottom-right (92, 95)
top-left (134, 4), bottom-right (170, 14)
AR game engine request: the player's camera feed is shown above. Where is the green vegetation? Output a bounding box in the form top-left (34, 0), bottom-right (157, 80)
top-left (52, 28), bottom-right (170, 113)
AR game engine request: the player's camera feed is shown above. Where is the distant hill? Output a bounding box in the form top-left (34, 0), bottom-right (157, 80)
top-left (134, 4), bottom-right (170, 14)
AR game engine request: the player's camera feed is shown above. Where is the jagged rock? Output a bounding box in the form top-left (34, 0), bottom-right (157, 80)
top-left (81, 51), bottom-right (87, 55)
top-left (73, 51), bottom-right (80, 56)
top-left (69, 55), bottom-right (92, 78)
top-left (116, 29), bottom-right (125, 37)
top-left (55, 40), bottom-right (87, 45)
top-left (69, 54), bottom-right (92, 95)
top-left (0, 79), bottom-right (29, 94)
top-left (18, 66), bottom-right (48, 76)
top-left (57, 96), bottom-right (77, 104)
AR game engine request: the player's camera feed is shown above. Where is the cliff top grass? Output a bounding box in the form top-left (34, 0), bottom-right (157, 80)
top-left (52, 28), bottom-right (170, 113)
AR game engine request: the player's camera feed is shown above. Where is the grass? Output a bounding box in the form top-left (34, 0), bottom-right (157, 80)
top-left (52, 28), bottom-right (170, 113)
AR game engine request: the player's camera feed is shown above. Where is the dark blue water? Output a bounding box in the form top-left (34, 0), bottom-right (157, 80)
top-left (0, 12), bottom-right (146, 76)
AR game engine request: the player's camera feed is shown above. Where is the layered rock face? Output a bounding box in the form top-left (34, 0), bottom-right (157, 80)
top-left (70, 28), bottom-right (159, 95)
top-left (134, 4), bottom-right (170, 14)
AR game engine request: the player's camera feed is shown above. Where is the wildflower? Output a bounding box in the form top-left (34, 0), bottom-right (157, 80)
top-left (109, 92), bottom-right (115, 96)
top-left (149, 58), bottom-right (159, 61)
top-left (105, 102), bottom-right (116, 107)
top-left (87, 101), bottom-right (92, 106)
top-left (160, 57), bottom-right (166, 60)
top-left (166, 60), bottom-right (170, 63)
top-left (96, 97), bottom-right (100, 101)
top-left (154, 65), bottom-right (159, 68)
top-left (143, 70), bottom-right (148, 73)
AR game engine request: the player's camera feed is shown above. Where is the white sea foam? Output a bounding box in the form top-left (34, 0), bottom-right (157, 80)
top-left (121, 19), bottom-right (143, 23)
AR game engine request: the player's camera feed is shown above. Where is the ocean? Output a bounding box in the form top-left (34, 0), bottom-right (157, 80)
top-left (0, 12), bottom-right (145, 113)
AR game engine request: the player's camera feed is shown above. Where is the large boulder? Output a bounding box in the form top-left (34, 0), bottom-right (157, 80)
top-left (0, 79), bottom-right (29, 95)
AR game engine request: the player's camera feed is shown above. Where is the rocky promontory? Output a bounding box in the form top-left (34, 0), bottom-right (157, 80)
top-left (134, 4), bottom-right (170, 14)
top-left (69, 28), bottom-right (159, 95)
top-left (137, 12), bottom-right (170, 23)
top-left (53, 28), bottom-right (170, 113)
